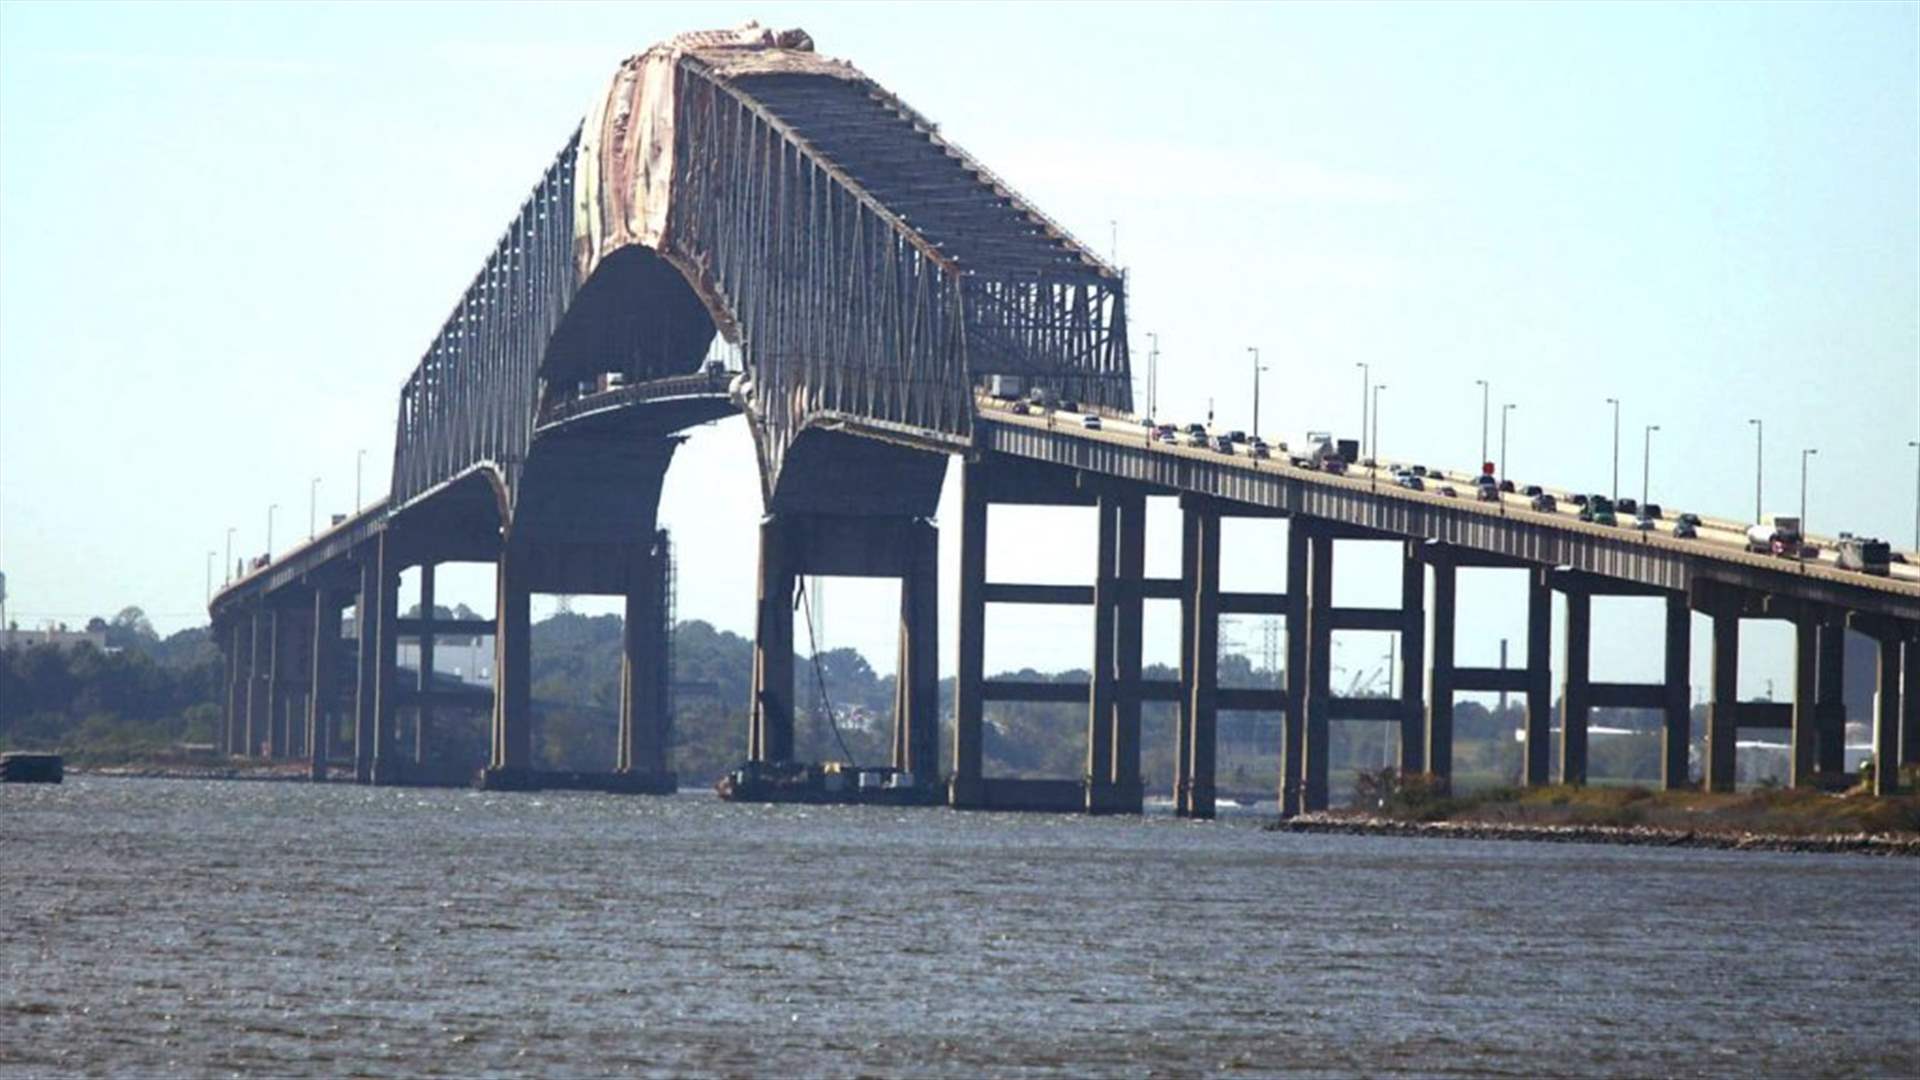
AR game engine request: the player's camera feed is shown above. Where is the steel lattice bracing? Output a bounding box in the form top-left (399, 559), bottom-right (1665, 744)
top-left (386, 31), bottom-right (1130, 518)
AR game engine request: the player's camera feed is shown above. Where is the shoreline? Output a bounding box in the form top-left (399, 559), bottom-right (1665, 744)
top-left (1268, 813), bottom-right (1920, 856)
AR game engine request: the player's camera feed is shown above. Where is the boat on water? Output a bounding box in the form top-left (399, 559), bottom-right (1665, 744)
top-left (715, 759), bottom-right (940, 806)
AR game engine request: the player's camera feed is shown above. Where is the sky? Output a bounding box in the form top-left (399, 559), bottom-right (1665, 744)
top-left (2, 2), bottom-right (1916, 703)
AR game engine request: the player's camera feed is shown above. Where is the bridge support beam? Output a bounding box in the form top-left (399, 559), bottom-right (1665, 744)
top-left (617, 533), bottom-right (675, 789)
top-left (309, 591), bottom-right (344, 782)
top-left (1705, 611), bottom-right (1739, 793)
top-left (1178, 498), bottom-right (1221, 819)
top-left (950, 463), bottom-right (988, 807)
top-left (1397, 543), bottom-right (1427, 776)
top-left (224, 620), bottom-right (247, 757)
top-left (1524, 570), bottom-right (1553, 786)
top-left (1815, 625), bottom-right (1847, 776)
top-left (892, 521), bottom-right (940, 788)
top-left (1791, 619), bottom-right (1820, 789)
top-left (1661, 594), bottom-right (1692, 790)
top-left (353, 556), bottom-right (377, 783)
top-left (369, 536), bottom-right (403, 785)
top-left (1106, 494), bottom-right (1147, 814)
top-left (486, 546), bottom-right (535, 781)
top-left (1425, 554), bottom-right (1456, 793)
top-left (1300, 523), bottom-right (1334, 813)
top-left (1279, 524), bottom-right (1309, 816)
top-left (1559, 591), bottom-right (1591, 786)
top-left (414, 563), bottom-right (436, 766)
top-left (749, 518), bottom-right (796, 766)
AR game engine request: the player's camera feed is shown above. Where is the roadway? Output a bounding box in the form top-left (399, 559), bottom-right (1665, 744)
top-left (978, 395), bottom-right (1920, 594)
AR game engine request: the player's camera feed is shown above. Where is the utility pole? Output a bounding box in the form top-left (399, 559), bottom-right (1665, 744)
top-left (1908, 439), bottom-right (1919, 551)
top-left (224, 527), bottom-right (236, 585)
top-left (1748, 419), bottom-right (1763, 523)
top-left (1606, 397), bottom-right (1620, 501)
top-left (1475, 378), bottom-right (1489, 467)
top-left (266, 504), bottom-right (277, 562)
top-left (206, 550), bottom-right (216, 602)
top-left (1500, 403), bottom-right (1517, 513)
top-left (1642, 425), bottom-right (1659, 508)
top-left (356, 449), bottom-right (367, 513)
top-left (1248, 346), bottom-right (1266, 439)
top-left (309, 477), bottom-right (321, 540)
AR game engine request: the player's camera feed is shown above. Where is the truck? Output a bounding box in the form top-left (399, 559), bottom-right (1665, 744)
top-left (1746, 515), bottom-right (1802, 557)
top-left (988, 374), bottom-right (1026, 401)
top-left (1296, 432), bottom-right (1359, 473)
top-left (1836, 534), bottom-right (1891, 576)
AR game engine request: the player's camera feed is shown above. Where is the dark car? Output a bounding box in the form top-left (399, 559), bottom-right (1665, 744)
top-left (1499, 479), bottom-right (1516, 493)
top-left (1227, 430), bottom-right (1248, 443)
top-left (1617, 497), bottom-right (1639, 516)
top-left (1676, 512), bottom-right (1701, 527)
top-left (1213, 435), bottom-right (1235, 455)
top-left (1673, 521), bottom-right (1698, 539)
top-left (1439, 485), bottom-right (1458, 498)
top-left (1476, 483), bottom-right (1501, 503)
top-left (1011, 400), bottom-right (1031, 415)
top-left (1523, 484), bottom-right (1544, 497)
top-left (1641, 503), bottom-right (1662, 520)
top-left (1411, 465), bottom-right (1428, 477)
top-left (1570, 493), bottom-right (1589, 508)
top-left (1396, 473), bottom-right (1425, 491)
top-left (1529, 493), bottom-right (1557, 513)
top-left (1058, 399), bottom-right (1081, 413)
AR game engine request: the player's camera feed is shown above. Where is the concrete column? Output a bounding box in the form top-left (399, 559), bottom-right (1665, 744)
top-left (488, 545), bottom-right (533, 775)
top-left (1706, 612), bottom-right (1739, 793)
top-left (1872, 636), bottom-right (1902, 796)
top-left (1425, 557), bottom-right (1456, 791)
top-left (1302, 526), bottom-right (1333, 812)
top-left (309, 593), bottom-right (341, 781)
top-left (1111, 495), bottom-right (1146, 812)
top-left (353, 556), bottom-right (377, 783)
top-left (619, 542), bottom-right (666, 775)
top-left (1661, 594), bottom-right (1692, 790)
top-left (1790, 619), bottom-right (1818, 788)
top-left (1086, 498), bottom-right (1119, 813)
top-left (1185, 502), bottom-right (1221, 820)
top-left (370, 537), bottom-right (402, 784)
top-left (247, 608), bottom-right (268, 758)
top-left (1175, 507), bottom-right (1198, 815)
top-left (1523, 570), bottom-right (1551, 786)
top-left (1904, 637), bottom-right (1919, 770)
top-left (266, 607), bottom-right (287, 759)
top-left (415, 562), bottom-right (436, 766)
top-left (1279, 522), bottom-right (1309, 817)
top-left (950, 465), bottom-right (988, 807)
top-left (1559, 590), bottom-right (1591, 786)
top-left (901, 520), bottom-right (940, 784)
top-left (1815, 625), bottom-right (1845, 775)
top-left (225, 620), bottom-right (247, 756)
top-left (749, 517), bottom-right (795, 764)
top-left (1398, 543), bottom-right (1426, 774)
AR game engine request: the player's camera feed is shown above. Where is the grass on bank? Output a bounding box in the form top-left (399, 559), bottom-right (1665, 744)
top-left (1347, 766), bottom-right (1920, 836)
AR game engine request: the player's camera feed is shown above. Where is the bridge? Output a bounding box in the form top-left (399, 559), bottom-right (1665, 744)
top-left (208, 24), bottom-right (1920, 812)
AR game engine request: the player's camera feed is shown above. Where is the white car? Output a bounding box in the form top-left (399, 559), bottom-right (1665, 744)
top-left (1081, 414), bottom-right (1102, 430)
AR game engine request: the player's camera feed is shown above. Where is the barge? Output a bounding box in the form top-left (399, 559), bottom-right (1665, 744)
top-left (716, 760), bottom-right (940, 806)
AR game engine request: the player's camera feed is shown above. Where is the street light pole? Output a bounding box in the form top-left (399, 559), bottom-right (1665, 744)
top-left (206, 550), bottom-right (215, 602)
top-left (1475, 378), bottom-right (1489, 467)
top-left (266, 504), bottom-right (277, 562)
top-left (309, 477), bottom-right (320, 540)
top-left (1500, 402), bottom-right (1517, 487)
top-left (1642, 424), bottom-right (1659, 507)
top-left (1908, 439), bottom-right (1919, 551)
top-left (224, 527), bottom-right (235, 584)
top-left (1355, 362), bottom-right (1370, 460)
top-left (1606, 397), bottom-right (1620, 501)
top-left (356, 449), bottom-right (366, 512)
top-left (1748, 419), bottom-right (1763, 523)
top-left (1371, 383), bottom-right (1385, 469)
top-left (1248, 347), bottom-right (1266, 439)
top-left (1799, 448), bottom-right (1817, 564)
top-left (1147, 332), bottom-right (1159, 420)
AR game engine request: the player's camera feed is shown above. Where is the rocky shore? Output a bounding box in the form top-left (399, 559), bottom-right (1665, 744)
top-left (1268, 813), bottom-right (1920, 856)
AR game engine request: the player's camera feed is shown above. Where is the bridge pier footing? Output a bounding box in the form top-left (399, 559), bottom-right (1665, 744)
top-left (482, 545), bottom-right (535, 787)
top-left (617, 532), bottom-right (677, 792)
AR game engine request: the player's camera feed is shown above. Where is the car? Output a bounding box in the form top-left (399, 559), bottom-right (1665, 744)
top-left (1157, 429), bottom-right (1180, 445)
top-left (1213, 435), bottom-right (1235, 454)
top-left (1631, 515), bottom-right (1655, 531)
top-left (1321, 456), bottom-right (1348, 475)
top-left (1011, 400), bottom-right (1031, 415)
top-left (1676, 512), bottom-right (1701, 527)
top-left (1617, 497), bottom-right (1639, 516)
top-left (1428, 467), bottom-right (1445, 479)
top-left (1799, 542), bottom-right (1821, 559)
top-left (1640, 503), bottom-right (1662, 520)
top-left (1439, 485), bottom-right (1458, 498)
top-left (1185, 422), bottom-right (1207, 436)
top-left (1673, 521), bottom-right (1698, 539)
top-left (1187, 430), bottom-right (1210, 447)
top-left (1580, 499), bottom-right (1618, 526)
top-left (1058, 399), bottom-right (1081, 413)
top-left (1080, 414), bottom-right (1102, 430)
top-left (1290, 455), bottom-right (1312, 468)
top-left (1250, 440), bottom-right (1271, 460)
top-left (1499, 479), bottom-right (1516, 493)
top-left (1395, 471), bottom-right (1424, 491)
top-left (1361, 457), bottom-right (1377, 469)
top-left (1522, 484), bottom-right (1544, 497)
top-left (1411, 465), bottom-right (1428, 478)
top-left (1227, 430), bottom-right (1248, 444)
top-left (1570, 493), bottom-right (1589, 508)
top-left (1476, 484), bottom-right (1501, 503)
top-left (1530, 493), bottom-right (1557, 513)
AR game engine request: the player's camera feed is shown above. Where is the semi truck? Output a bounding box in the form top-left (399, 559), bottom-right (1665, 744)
top-left (1295, 432), bottom-right (1359, 473)
top-left (1746, 515), bottom-right (1803, 557)
top-left (1836, 534), bottom-right (1891, 575)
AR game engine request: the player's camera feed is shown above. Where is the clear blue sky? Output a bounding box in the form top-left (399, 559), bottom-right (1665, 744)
top-left (2, 2), bottom-right (1915, 698)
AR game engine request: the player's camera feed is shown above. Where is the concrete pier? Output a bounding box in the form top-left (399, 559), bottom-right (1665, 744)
top-left (487, 545), bottom-right (534, 780)
top-left (309, 591), bottom-right (343, 780)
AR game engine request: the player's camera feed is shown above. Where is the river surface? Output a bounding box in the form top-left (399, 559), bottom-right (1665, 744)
top-left (3, 777), bottom-right (1916, 1078)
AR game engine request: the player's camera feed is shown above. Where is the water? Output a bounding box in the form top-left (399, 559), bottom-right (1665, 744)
top-left (4, 778), bottom-right (1916, 1078)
